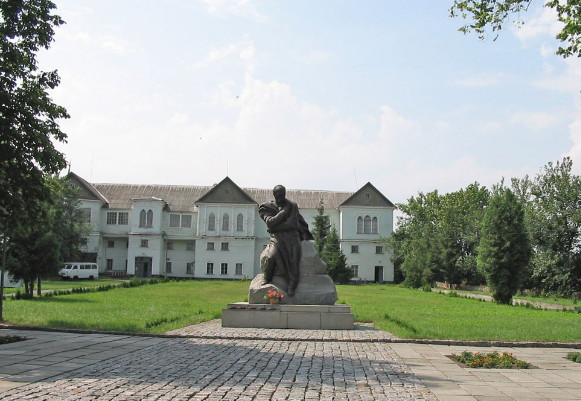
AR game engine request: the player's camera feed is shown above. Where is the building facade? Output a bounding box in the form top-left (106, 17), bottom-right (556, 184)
top-left (69, 173), bottom-right (395, 282)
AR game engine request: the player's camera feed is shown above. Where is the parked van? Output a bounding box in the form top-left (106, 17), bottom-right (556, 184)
top-left (59, 263), bottom-right (99, 280)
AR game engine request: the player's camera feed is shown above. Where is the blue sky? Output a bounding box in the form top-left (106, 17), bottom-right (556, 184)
top-left (42, 0), bottom-right (581, 205)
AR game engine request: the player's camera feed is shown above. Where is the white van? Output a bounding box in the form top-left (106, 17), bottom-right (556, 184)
top-left (59, 263), bottom-right (99, 280)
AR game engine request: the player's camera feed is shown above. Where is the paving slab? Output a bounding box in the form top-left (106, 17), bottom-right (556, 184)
top-left (1, 324), bottom-right (581, 400)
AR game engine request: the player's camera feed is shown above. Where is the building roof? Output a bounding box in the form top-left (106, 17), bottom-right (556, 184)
top-left (79, 175), bottom-right (393, 213)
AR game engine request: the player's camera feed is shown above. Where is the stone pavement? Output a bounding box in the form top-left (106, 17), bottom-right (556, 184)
top-left (0, 321), bottom-right (579, 400)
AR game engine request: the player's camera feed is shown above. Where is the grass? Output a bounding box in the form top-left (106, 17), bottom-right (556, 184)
top-left (2, 278), bottom-right (128, 294)
top-left (337, 285), bottom-right (581, 342)
top-left (1, 281), bottom-right (580, 341)
top-left (2, 280), bottom-right (247, 333)
top-left (567, 352), bottom-right (581, 363)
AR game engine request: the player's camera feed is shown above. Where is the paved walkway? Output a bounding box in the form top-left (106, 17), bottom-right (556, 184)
top-left (0, 322), bottom-right (579, 400)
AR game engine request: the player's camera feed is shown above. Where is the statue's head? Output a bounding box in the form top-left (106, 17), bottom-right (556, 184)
top-left (273, 185), bottom-right (286, 204)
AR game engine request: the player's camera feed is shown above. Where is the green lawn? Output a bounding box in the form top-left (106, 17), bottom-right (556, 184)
top-left (2, 278), bottom-right (128, 294)
top-left (339, 285), bottom-right (580, 342)
top-left (1, 281), bottom-right (580, 342)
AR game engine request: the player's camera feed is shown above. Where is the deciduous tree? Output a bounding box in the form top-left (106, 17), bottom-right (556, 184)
top-left (450, 1), bottom-right (581, 58)
top-left (0, 0), bottom-right (69, 230)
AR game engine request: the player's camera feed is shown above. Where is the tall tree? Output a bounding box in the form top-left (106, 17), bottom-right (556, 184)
top-left (524, 158), bottom-right (581, 296)
top-left (311, 199), bottom-right (331, 254)
top-left (322, 226), bottom-right (352, 284)
top-left (477, 187), bottom-right (532, 304)
top-left (450, 1), bottom-right (581, 58)
top-left (0, 0), bottom-right (69, 231)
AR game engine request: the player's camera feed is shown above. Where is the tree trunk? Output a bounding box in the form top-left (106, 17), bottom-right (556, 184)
top-left (37, 276), bottom-right (42, 297)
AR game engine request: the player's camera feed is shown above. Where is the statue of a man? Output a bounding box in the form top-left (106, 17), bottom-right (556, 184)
top-left (259, 185), bottom-right (313, 296)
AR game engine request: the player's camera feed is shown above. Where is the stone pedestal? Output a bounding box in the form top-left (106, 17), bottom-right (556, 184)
top-left (248, 241), bottom-right (338, 305)
top-left (222, 302), bottom-right (354, 330)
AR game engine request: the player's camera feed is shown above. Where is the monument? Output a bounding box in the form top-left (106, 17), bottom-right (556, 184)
top-left (222, 185), bottom-right (354, 329)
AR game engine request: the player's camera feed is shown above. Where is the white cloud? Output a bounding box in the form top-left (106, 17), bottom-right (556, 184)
top-left (201, 0), bottom-right (268, 21)
top-left (508, 111), bottom-right (560, 132)
top-left (193, 44), bottom-right (239, 68)
top-left (100, 35), bottom-right (135, 56)
top-left (454, 71), bottom-right (505, 87)
top-left (513, 6), bottom-right (562, 43)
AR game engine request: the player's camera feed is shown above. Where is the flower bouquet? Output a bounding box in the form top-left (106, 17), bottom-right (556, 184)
top-left (264, 290), bottom-right (284, 304)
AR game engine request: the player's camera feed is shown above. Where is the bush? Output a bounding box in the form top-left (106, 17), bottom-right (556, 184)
top-left (567, 352), bottom-right (581, 363)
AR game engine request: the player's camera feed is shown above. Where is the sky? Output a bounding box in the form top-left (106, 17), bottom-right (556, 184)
top-left (40, 0), bottom-right (581, 206)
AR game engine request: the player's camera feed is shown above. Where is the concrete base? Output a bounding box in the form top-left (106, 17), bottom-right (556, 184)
top-left (222, 302), bottom-right (354, 330)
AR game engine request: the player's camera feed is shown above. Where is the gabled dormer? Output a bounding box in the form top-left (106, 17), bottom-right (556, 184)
top-left (339, 182), bottom-right (394, 208)
top-left (195, 177), bottom-right (257, 237)
top-left (339, 182), bottom-right (394, 239)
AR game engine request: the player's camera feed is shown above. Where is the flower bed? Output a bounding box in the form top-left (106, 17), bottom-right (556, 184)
top-left (0, 336), bottom-right (26, 345)
top-left (450, 351), bottom-right (531, 369)
top-left (567, 352), bottom-right (581, 363)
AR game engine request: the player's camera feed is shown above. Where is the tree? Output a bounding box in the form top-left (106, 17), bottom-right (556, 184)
top-left (0, 0), bottom-right (69, 231)
top-left (516, 158), bottom-right (581, 296)
top-left (450, 1), bottom-right (581, 58)
top-left (5, 176), bottom-right (89, 297)
top-left (311, 199), bottom-right (331, 254)
top-left (322, 226), bottom-right (352, 284)
top-left (477, 187), bottom-right (532, 304)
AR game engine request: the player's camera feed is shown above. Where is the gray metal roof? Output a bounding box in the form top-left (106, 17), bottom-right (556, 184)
top-left (92, 183), bottom-right (355, 212)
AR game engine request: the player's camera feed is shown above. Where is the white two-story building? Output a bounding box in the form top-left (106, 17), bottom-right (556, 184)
top-left (69, 173), bottom-right (395, 282)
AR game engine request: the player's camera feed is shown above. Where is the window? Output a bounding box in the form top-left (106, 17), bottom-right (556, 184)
top-left (107, 212), bottom-right (117, 225)
top-left (208, 213), bottom-right (216, 231)
top-left (170, 214), bottom-right (192, 228)
top-left (357, 217), bottom-right (363, 234)
top-left (206, 263), bottom-right (214, 275)
top-left (222, 213), bottom-right (229, 231)
top-left (166, 261), bottom-right (172, 273)
top-left (80, 208), bottom-right (91, 223)
top-left (351, 265), bottom-right (358, 277)
top-left (170, 214), bottom-right (181, 227)
top-left (207, 242), bottom-right (214, 251)
top-left (236, 213), bottom-right (244, 231)
top-left (107, 240), bottom-right (115, 248)
top-left (186, 242), bottom-right (195, 251)
top-left (365, 193), bottom-right (371, 199)
top-left (139, 210), bottom-right (147, 227)
top-left (146, 210), bottom-right (153, 227)
top-left (376, 245), bottom-right (383, 254)
top-left (186, 262), bottom-right (195, 274)
top-left (221, 263), bottom-right (228, 275)
top-left (372, 217), bottom-right (378, 234)
top-left (221, 242), bottom-right (229, 251)
top-left (106, 259), bottom-right (113, 270)
top-left (167, 241), bottom-right (174, 250)
top-left (118, 212), bottom-right (128, 225)
top-left (351, 245), bottom-right (359, 253)
top-left (235, 263), bottom-right (243, 275)
top-left (141, 239), bottom-right (148, 248)
top-left (364, 216), bottom-right (372, 234)
top-left (181, 215), bottom-right (192, 228)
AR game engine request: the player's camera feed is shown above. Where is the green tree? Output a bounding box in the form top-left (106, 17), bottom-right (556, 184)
top-left (477, 187), bottom-right (532, 304)
top-left (311, 199), bottom-right (331, 254)
top-left (0, 0), bottom-right (69, 231)
top-left (5, 176), bottom-right (89, 297)
top-left (521, 158), bottom-right (581, 296)
top-left (322, 226), bottom-right (352, 284)
top-left (450, 1), bottom-right (581, 58)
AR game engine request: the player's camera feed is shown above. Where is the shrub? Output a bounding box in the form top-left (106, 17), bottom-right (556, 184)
top-left (567, 352), bottom-right (581, 363)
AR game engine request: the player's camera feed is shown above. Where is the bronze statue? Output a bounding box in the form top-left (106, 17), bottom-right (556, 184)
top-left (259, 185), bottom-right (313, 296)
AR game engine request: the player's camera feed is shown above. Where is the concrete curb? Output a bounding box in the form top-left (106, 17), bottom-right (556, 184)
top-left (2, 323), bottom-right (580, 349)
